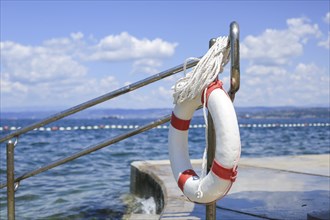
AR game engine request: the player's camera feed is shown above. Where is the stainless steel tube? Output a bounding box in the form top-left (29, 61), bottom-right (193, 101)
top-left (0, 60), bottom-right (199, 143)
top-left (6, 140), bottom-right (15, 220)
top-left (206, 38), bottom-right (217, 220)
top-left (0, 114), bottom-right (172, 189)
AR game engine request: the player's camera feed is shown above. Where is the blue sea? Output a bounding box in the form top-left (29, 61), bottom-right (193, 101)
top-left (0, 108), bottom-right (329, 219)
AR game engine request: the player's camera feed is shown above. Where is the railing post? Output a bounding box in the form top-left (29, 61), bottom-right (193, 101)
top-left (206, 38), bottom-right (217, 220)
top-left (7, 140), bottom-right (16, 220)
top-left (206, 21), bottom-right (240, 219)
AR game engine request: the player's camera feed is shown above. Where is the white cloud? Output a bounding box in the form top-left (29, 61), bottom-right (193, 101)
top-left (123, 86), bottom-right (173, 109)
top-left (241, 17), bottom-right (321, 65)
top-left (1, 41), bottom-right (87, 85)
top-left (43, 32), bottom-right (86, 58)
top-left (1, 32), bottom-right (177, 108)
top-left (317, 13), bottom-right (330, 49)
top-left (237, 16), bottom-right (329, 106)
top-left (99, 76), bottom-right (119, 89)
top-left (289, 63), bottom-right (329, 101)
top-left (1, 73), bottom-right (28, 93)
top-left (63, 76), bottom-right (119, 101)
top-left (132, 59), bottom-right (162, 74)
top-left (286, 17), bottom-right (321, 38)
top-left (294, 62), bottom-right (322, 76)
top-left (246, 65), bottom-right (287, 76)
top-left (236, 62), bottom-right (329, 106)
top-left (318, 32), bottom-right (330, 49)
top-left (70, 32), bottom-right (84, 40)
top-left (153, 86), bottom-right (174, 106)
top-left (89, 32), bottom-right (178, 61)
top-left (155, 86), bottom-right (172, 99)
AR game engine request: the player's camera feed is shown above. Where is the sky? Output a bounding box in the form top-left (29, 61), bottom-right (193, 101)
top-left (1, 1), bottom-right (329, 111)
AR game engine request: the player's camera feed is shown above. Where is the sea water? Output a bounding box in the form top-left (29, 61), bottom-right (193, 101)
top-left (0, 109), bottom-right (329, 219)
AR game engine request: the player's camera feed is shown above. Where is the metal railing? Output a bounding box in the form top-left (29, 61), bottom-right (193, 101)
top-left (0, 21), bottom-right (240, 220)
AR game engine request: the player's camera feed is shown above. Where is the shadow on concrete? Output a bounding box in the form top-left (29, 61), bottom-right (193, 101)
top-left (191, 190), bottom-right (330, 219)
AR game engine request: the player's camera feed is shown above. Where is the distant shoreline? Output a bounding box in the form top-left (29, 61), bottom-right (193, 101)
top-left (1, 107), bottom-right (329, 120)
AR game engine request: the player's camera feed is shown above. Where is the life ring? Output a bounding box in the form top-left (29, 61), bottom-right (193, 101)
top-left (168, 80), bottom-right (241, 204)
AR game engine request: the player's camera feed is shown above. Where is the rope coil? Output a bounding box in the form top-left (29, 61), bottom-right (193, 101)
top-left (172, 36), bottom-right (230, 104)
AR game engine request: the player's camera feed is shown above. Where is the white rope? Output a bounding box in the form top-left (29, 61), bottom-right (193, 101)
top-left (172, 36), bottom-right (230, 104)
top-left (183, 57), bottom-right (201, 76)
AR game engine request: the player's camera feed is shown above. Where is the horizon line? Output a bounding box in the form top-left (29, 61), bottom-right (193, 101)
top-left (1, 105), bottom-right (329, 113)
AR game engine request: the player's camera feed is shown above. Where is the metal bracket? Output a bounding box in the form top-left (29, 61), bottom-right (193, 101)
top-left (228, 21), bottom-right (240, 102)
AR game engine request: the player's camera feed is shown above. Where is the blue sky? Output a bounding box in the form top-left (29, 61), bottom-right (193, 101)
top-left (1, 1), bottom-right (329, 110)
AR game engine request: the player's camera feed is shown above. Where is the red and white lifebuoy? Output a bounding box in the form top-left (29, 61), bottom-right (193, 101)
top-left (168, 80), bottom-right (241, 204)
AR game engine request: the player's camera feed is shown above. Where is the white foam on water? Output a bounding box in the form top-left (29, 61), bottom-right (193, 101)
top-left (123, 194), bottom-right (157, 216)
top-left (137, 197), bottom-right (156, 214)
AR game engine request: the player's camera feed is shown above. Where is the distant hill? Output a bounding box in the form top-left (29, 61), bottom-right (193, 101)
top-left (1, 107), bottom-right (329, 120)
top-left (0, 108), bottom-right (172, 120)
top-left (235, 107), bottom-right (330, 119)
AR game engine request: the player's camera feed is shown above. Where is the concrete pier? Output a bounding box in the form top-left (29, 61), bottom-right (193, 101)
top-left (128, 154), bottom-right (330, 220)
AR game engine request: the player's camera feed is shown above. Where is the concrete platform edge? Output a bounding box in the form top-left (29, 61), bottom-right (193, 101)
top-left (128, 155), bottom-right (330, 220)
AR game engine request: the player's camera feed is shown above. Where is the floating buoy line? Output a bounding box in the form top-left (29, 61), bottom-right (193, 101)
top-left (0, 122), bottom-right (329, 132)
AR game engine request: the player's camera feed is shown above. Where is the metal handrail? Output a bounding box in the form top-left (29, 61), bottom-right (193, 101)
top-left (0, 59), bottom-right (199, 143)
top-left (0, 113), bottom-right (173, 189)
top-left (1, 21), bottom-right (240, 220)
top-left (1, 22), bottom-right (240, 144)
